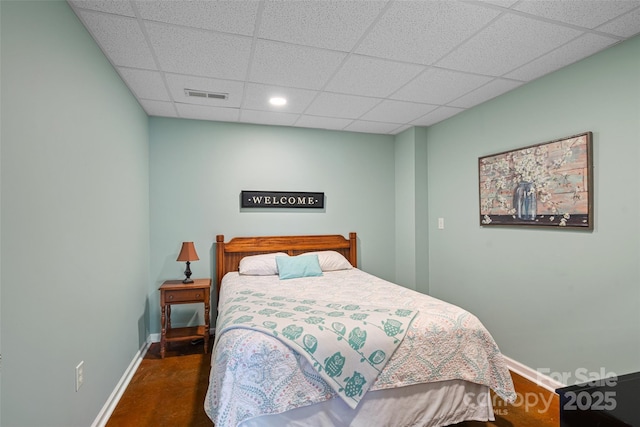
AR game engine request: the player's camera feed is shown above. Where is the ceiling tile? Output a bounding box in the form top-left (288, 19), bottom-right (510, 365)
top-left (355, 1), bottom-right (501, 65)
top-left (239, 110), bottom-right (300, 127)
top-left (344, 120), bottom-right (404, 134)
top-left (164, 74), bottom-right (244, 108)
top-left (505, 33), bottom-right (618, 81)
top-left (67, 0), bottom-right (640, 133)
top-left (305, 93), bottom-right (381, 119)
top-left (145, 22), bottom-right (252, 79)
top-left (514, 0), bottom-right (640, 29)
top-left (176, 104), bottom-right (240, 122)
top-left (479, 0), bottom-right (520, 7)
top-left (391, 68), bottom-right (493, 104)
top-left (78, 11), bottom-right (156, 69)
top-left (596, 7), bottom-right (640, 37)
top-left (411, 106), bottom-right (466, 127)
top-left (390, 124), bottom-right (413, 134)
top-left (259, 0), bottom-right (388, 52)
top-left (135, 0), bottom-right (259, 36)
top-left (436, 13), bottom-right (583, 76)
top-left (139, 99), bottom-right (177, 117)
top-left (69, 0), bottom-right (136, 16)
top-left (295, 115), bottom-right (352, 131)
top-left (242, 83), bottom-right (317, 114)
top-left (249, 40), bottom-right (347, 89)
top-left (360, 100), bottom-right (438, 123)
top-left (117, 68), bottom-right (170, 101)
top-left (324, 55), bottom-right (425, 98)
top-left (448, 79), bottom-right (523, 108)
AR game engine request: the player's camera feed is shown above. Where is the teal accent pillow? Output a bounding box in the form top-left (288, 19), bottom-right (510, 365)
top-left (276, 255), bottom-right (323, 280)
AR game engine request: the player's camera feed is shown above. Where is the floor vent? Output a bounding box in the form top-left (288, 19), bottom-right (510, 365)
top-left (184, 89), bottom-right (228, 100)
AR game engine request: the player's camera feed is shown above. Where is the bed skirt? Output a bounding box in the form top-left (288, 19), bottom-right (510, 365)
top-left (238, 380), bottom-right (494, 427)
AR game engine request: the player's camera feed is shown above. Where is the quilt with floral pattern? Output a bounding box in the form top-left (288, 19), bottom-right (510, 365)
top-left (205, 269), bottom-right (516, 427)
top-left (214, 288), bottom-right (417, 409)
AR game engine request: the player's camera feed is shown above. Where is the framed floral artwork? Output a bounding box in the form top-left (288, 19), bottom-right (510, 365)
top-left (479, 132), bottom-right (593, 229)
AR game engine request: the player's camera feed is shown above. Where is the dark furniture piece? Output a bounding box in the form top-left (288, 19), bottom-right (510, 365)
top-left (557, 371), bottom-right (639, 427)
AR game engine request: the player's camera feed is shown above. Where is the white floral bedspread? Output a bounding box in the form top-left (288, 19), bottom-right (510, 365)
top-left (214, 289), bottom-right (417, 409)
top-left (205, 269), bottom-right (516, 427)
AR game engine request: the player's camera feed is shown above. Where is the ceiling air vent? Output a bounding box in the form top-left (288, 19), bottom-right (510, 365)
top-left (184, 89), bottom-right (228, 100)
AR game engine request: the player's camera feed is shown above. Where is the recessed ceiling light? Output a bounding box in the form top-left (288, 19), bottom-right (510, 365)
top-left (269, 97), bottom-right (287, 106)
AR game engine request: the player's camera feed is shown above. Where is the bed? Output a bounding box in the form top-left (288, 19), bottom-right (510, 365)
top-left (205, 232), bottom-right (516, 427)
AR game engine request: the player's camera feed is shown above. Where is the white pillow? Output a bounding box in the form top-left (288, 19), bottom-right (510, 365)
top-left (239, 252), bottom-right (288, 275)
top-left (304, 251), bottom-right (352, 271)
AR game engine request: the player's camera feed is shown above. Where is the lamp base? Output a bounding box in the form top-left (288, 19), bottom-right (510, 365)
top-left (182, 261), bottom-right (193, 284)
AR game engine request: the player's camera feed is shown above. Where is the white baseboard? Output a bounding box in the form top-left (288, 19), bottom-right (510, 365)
top-left (90, 339), bottom-right (152, 427)
top-left (503, 354), bottom-right (566, 393)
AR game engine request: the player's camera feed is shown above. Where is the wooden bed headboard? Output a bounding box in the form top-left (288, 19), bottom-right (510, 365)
top-left (215, 232), bottom-right (357, 296)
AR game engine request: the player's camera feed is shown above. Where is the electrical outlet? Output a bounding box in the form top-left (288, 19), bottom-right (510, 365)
top-left (438, 217), bottom-right (445, 229)
top-left (75, 361), bottom-right (84, 391)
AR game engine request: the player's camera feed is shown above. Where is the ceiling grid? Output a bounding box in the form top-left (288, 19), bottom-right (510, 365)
top-left (68, 0), bottom-right (640, 134)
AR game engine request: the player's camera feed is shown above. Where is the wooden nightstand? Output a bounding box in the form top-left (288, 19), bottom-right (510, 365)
top-left (159, 278), bottom-right (211, 359)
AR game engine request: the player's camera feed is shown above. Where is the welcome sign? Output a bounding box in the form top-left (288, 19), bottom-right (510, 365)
top-left (241, 191), bottom-right (324, 208)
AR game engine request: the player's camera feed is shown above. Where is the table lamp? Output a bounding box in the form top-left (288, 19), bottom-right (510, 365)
top-left (177, 242), bottom-right (199, 283)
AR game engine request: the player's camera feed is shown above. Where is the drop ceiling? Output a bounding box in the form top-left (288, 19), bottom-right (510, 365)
top-left (68, 0), bottom-right (640, 135)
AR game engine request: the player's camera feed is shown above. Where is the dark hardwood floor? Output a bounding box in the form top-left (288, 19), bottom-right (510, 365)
top-left (454, 371), bottom-right (559, 427)
top-left (106, 340), bottom-right (214, 427)
top-left (106, 340), bottom-right (558, 426)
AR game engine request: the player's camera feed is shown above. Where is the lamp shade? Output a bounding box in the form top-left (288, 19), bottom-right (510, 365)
top-left (177, 242), bottom-right (199, 262)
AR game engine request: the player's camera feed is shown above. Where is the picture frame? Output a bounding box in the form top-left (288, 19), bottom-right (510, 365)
top-left (478, 132), bottom-right (593, 229)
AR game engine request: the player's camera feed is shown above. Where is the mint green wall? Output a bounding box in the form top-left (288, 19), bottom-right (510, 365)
top-left (425, 35), bottom-right (640, 382)
top-left (1, 2), bottom-right (150, 426)
top-left (0, 1), bottom-right (3, 422)
top-left (1, 3), bottom-right (638, 426)
top-left (149, 118), bottom-right (395, 332)
top-left (394, 126), bottom-right (429, 291)
top-left (414, 127), bottom-right (429, 293)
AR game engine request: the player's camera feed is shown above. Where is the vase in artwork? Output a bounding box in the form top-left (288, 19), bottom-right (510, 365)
top-left (513, 181), bottom-right (537, 220)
